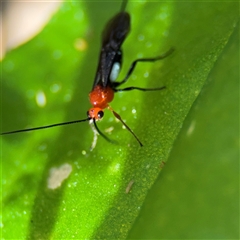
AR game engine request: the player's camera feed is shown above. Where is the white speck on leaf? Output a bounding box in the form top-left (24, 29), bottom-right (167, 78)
top-left (36, 90), bottom-right (46, 107)
top-left (47, 163), bottom-right (72, 189)
top-left (187, 120), bottom-right (196, 136)
top-left (126, 180), bottom-right (134, 194)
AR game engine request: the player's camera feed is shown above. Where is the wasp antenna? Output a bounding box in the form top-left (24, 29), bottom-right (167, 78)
top-left (1, 118), bottom-right (91, 135)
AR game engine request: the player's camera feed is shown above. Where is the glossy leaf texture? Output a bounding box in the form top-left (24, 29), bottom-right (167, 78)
top-left (1, 1), bottom-right (239, 239)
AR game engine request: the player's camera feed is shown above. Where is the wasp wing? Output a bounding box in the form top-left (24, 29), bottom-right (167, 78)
top-left (92, 12), bottom-right (130, 90)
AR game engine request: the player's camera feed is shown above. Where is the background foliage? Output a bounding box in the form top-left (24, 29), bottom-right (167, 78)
top-left (1, 1), bottom-right (239, 239)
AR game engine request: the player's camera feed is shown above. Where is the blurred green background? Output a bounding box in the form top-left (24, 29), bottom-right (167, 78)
top-left (1, 1), bottom-right (239, 239)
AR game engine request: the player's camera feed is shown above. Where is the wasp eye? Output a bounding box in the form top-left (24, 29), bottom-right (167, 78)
top-left (97, 110), bottom-right (104, 119)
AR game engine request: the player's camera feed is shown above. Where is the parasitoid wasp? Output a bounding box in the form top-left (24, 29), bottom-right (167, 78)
top-left (1, 0), bottom-right (174, 147)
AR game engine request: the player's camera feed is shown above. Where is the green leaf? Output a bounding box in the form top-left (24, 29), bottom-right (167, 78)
top-left (128, 9), bottom-right (239, 239)
top-left (1, 1), bottom-right (239, 239)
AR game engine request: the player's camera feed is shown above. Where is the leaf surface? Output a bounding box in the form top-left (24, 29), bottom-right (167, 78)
top-left (1, 1), bottom-right (238, 239)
